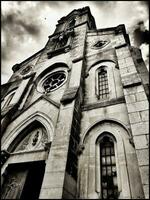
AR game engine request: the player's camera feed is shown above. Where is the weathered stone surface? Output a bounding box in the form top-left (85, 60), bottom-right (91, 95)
top-left (136, 91), bottom-right (147, 101)
top-left (61, 87), bottom-right (79, 103)
top-left (140, 110), bottom-right (149, 121)
top-left (136, 149), bottom-right (149, 166)
top-left (128, 112), bottom-right (141, 124)
top-left (39, 188), bottom-right (62, 199)
top-left (124, 85), bottom-right (144, 95)
top-left (41, 171), bottom-right (65, 188)
top-left (139, 166), bottom-right (149, 185)
top-left (131, 121), bottom-right (149, 136)
top-left (143, 185), bottom-right (149, 199)
top-left (125, 94), bottom-right (136, 103)
top-left (122, 73), bottom-right (141, 88)
top-left (134, 135), bottom-right (148, 149)
top-left (126, 101), bottom-right (149, 113)
top-left (125, 57), bottom-right (135, 66)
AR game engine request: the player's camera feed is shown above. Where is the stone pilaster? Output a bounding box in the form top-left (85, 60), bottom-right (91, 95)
top-left (116, 45), bottom-right (149, 198)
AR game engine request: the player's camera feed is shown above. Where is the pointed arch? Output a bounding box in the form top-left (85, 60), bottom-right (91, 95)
top-left (2, 112), bottom-right (54, 151)
top-left (81, 118), bottom-right (132, 145)
top-left (78, 118), bottom-right (134, 199)
top-left (87, 59), bottom-right (116, 74)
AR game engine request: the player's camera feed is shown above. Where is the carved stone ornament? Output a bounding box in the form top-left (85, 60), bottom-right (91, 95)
top-left (1, 177), bottom-right (21, 199)
top-left (1, 150), bottom-right (10, 166)
top-left (13, 127), bottom-right (48, 152)
top-left (20, 65), bottom-right (33, 75)
top-left (20, 65), bottom-right (32, 75)
top-left (92, 40), bottom-right (109, 49)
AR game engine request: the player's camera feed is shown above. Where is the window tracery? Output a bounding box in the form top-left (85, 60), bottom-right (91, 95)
top-left (42, 71), bottom-right (67, 93)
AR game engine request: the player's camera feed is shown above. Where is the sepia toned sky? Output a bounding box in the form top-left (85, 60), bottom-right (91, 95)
top-left (1, 1), bottom-right (149, 84)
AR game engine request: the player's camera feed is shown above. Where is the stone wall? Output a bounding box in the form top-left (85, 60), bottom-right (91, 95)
top-left (116, 44), bottom-right (149, 198)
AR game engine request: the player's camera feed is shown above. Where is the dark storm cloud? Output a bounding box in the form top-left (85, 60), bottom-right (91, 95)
top-left (140, 1), bottom-right (149, 9)
top-left (92, 1), bottom-right (117, 7)
top-left (1, 1), bottom-right (149, 84)
top-left (2, 11), bottom-right (41, 37)
top-left (36, 1), bottom-right (63, 8)
top-left (133, 21), bottom-right (149, 47)
top-left (1, 3), bottom-right (42, 62)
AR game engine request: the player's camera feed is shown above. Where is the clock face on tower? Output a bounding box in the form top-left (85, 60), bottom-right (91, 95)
top-left (42, 71), bottom-right (67, 93)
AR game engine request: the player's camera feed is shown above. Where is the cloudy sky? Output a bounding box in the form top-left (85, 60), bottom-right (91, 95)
top-left (1, 1), bottom-right (149, 84)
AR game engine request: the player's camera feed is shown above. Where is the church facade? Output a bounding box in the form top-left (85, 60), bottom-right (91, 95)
top-left (1, 7), bottom-right (149, 199)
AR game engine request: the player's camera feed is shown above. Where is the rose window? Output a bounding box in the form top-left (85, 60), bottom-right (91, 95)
top-left (43, 71), bottom-right (66, 93)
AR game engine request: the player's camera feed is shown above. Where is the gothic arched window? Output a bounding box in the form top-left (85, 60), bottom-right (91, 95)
top-left (97, 67), bottom-right (109, 99)
top-left (100, 136), bottom-right (118, 199)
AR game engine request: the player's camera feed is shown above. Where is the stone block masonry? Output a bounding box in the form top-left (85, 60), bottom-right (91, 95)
top-left (116, 45), bottom-right (149, 199)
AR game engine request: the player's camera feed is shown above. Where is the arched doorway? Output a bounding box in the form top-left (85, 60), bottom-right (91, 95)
top-left (1, 121), bottom-right (50, 199)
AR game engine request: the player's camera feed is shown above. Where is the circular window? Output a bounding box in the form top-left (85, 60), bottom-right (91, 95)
top-left (42, 71), bottom-right (67, 93)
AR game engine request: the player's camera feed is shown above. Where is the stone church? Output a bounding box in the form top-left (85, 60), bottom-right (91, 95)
top-left (1, 6), bottom-right (149, 199)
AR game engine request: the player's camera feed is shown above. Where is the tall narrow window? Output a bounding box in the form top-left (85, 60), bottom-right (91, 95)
top-left (100, 136), bottom-right (118, 199)
top-left (98, 68), bottom-right (109, 99)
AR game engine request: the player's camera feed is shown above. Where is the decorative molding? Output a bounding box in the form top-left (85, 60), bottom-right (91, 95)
top-left (129, 137), bottom-right (135, 148)
top-left (76, 144), bottom-right (85, 155)
top-left (10, 95), bottom-right (60, 122)
top-left (115, 43), bottom-right (127, 49)
top-left (121, 72), bottom-right (141, 88)
top-left (82, 96), bottom-right (125, 111)
top-left (61, 86), bottom-right (79, 104)
top-left (47, 45), bottom-right (71, 58)
top-left (2, 111), bottom-right (54, 151)
top-left (72, 56), bottom-right (84, 63)
top-left (42, 95), bottom-right (60, 108)
top-left (1, 149), bottom-right (10, 166)
top-left (114, 24), bottom-right (126, 35)
top-left (13, 127), bottom-right (48, 153)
